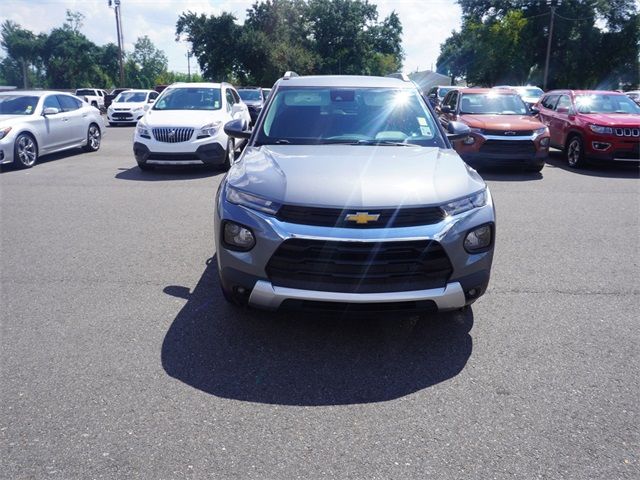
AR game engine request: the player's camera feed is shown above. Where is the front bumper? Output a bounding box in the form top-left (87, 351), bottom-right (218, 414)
top-left (133, 137), bottom-right (226, 166)
top-left (585, 134), bottom-right (640, 162)
top-left (455, 132), bottom-right (549, 167)
top-left (215, 191), bottom-right (495, 312)
top-left (108, 110), bottom-right (144, 123)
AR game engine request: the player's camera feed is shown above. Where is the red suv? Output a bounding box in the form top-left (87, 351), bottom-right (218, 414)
top-left (535, 90), bottom-right (640, 168)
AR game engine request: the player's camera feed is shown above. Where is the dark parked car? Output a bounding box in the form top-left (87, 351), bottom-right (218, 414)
top-left (426, 85), bottom-right (457, 108)
top-left (237, 87), bottom-right (265, 125)
top-left (535, 89), bottom-right (640, 168)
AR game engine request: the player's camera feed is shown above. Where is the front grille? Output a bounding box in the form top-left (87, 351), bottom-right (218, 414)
top-left (614, 128), bottom-right (640, 137)
top-left (152, 127), bottom-right (194, 143)
top-left (112, 113), bottom-right (132, 119)
top-left (266, 239), bottom-right (452, 294)
top-left (479, 139), bottom-right (535, 155)
top-left (482, 129), bottom-right (533, 136)
top-left (114, 108), bottom-right (130, 112)
top-left (276, 205), bottom-right (445, 228)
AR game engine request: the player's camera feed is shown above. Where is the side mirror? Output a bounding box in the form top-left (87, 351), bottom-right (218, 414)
top-left (440, 105), bottom-right (452, 114)
top-left (224, 118), bottom-right (251, 139)
top-left (43, 107), bottom-right (60, 116)
top-left (148, 98), bottom-right (155, 104)
top-left (529, 106), bottom-right (540, 115)
top-left (446, 121), bottom-right (471, 141)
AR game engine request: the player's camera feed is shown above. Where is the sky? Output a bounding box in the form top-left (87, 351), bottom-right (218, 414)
top-left (2, 0), bottom-right (462, 77)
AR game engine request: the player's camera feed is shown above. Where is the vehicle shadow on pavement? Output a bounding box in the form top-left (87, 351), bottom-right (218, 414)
top-left (115, 166), bottom-right (223, 181)
top-left (0, 148), bottom-right (90, 173)
top-left (161, 257), bottom-right (474, 406)
top-left (544, 152), bottom-right (639, 179)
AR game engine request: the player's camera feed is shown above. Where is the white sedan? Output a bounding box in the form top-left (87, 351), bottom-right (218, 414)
top-left (107, 89), bottom-right (159, 125)
top-left (0, 91), bottom-right (105, 169)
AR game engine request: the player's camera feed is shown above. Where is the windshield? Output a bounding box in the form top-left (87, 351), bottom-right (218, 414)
top-left (438, 87), bottom-right (454, 99)
top-left (238, 89), bottom-right (262, 101)
top-left (255, 86), bottom-right (446, 147)
top-left (460, 93), bottom-right (528, 115)
top-left (516, 87), bottom-right (543, 99)
top-left (75, 89), bottom-right (95, 96)
top-left (575, 94), bottom-right (640, 114)
top-left (115, 91), bottom-right (147, 103)
top-left (152, 87), bottom-right (222, 111)
top-left (0, 95), bottom-right (39, 115)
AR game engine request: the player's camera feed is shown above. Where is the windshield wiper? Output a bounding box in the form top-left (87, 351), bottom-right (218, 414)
top-left (317, 139), bottom-right (414, 146)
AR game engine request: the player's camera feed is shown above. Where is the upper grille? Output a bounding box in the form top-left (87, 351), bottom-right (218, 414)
top-left (482, 129), bottom-right (534, 136)
top-left (479, 139), bottom-right (535, 155)
top-left (265, 239), bottom-right (452, 294)
top-left (614, 128), bottom-right (640, 137)
top-left (152, 127), bottom-right (194, 143)
top-left (276, 205), bottom-right (446, 228)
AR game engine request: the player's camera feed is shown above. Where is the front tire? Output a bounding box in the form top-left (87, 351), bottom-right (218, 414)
top-left (83, 123), bottom-right (101, 152)
top-left (525, 163), bottom-right (544, 173)
top-left (13, 133), bottom-right (38, 169)
top-left (222, 138), bottom-right (235, 170)
top-left (566, 135), bottom-right (586, 168)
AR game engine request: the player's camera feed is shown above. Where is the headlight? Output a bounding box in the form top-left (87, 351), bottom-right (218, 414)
top-left (463, 135), bottom-right (476, 145)
top-left (534, 127), bottom-right (547, 135)
top-left (442, 189), bottom-right (487, 216)
top-left (222, 221), bottom-right (256, 251)
top-left (200, 121), bottom-right (222, 137)
top-left (226, 185), bottom-right (280, 215)
top-left (464, 224), bottom-right (493, 253)
top-left (136, 123), bottom-right (150, 139)
top-left (589, 124), bottom-right (613, 134)
top-left (0, 126), bottom-right (12, 140)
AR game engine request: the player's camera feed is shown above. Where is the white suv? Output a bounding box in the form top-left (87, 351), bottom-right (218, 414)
top-left (133, 82), bottom-right (251, 170)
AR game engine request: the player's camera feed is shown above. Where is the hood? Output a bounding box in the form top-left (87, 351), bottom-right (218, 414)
top-left (227, 145), bottom-right (485, 208)
top-left (0, 114), bottom-right (30, 124)
top-left (459, 114), bottom-right (544, 131)
top-left (578, 113), bottom-right (640, 127)
top-left (142, 109), bottom-right (224, 127)
top-left (110, 101), bottom-right (146, 109)
top-left (243, 100), bottom-right (263, 107)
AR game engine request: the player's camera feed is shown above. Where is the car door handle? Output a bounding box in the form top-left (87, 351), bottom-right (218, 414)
top-left (82, 113), bottom-right (88, 118)
top-left (62, 117), bottom-right (69, 122)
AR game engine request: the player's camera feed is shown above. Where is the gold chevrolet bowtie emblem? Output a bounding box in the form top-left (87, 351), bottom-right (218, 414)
top-left (345, 212), bottom-right (380, 224)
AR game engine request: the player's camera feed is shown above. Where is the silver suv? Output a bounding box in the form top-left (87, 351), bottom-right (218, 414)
top-left (215, 73), bottom-right (495, 313)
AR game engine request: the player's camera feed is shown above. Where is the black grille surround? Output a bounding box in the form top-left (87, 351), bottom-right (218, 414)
top-left (482, 129), bottom-right (534, 136)
top-left (276, 205), bottom-right (446, 228)
top-left (265, 239), bottom-right (453, 294)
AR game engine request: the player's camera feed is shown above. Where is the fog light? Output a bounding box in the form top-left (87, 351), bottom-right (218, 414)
top-left (540, 137), bottom-right (550, 147)
top-left (592, 141), bottom-right (611, 151)
top-left (463, 135), bottom-right (476, 145)
top-left (464, 224), bottom-right (492, 253)
top-left (223, 221), bottom-right (255, 251)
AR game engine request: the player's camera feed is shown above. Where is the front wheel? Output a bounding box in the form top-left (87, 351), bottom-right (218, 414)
top-left (83, 124), bottom-right (101, 152)
top-left (222, 138), bottom-right (235, 170)
top-left (525, 163), bottom-right (544, 173)
top-left (13, 133), bottom-right (38, 169)
top-left (566, 136), bottom-right (586, 168)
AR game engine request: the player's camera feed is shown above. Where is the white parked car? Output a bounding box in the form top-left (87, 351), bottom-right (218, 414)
top-left (0, 91), bottom-right (105, 169)
top-left (74, 88), bottom-right (108, 111)
top-left (133, 82), bottom-right (251, 170)
top-left (107, 89), bottom-right (159, 125)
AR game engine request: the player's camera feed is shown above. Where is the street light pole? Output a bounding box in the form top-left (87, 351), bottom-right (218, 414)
top-left (109, 0), bottom-right (125, 86)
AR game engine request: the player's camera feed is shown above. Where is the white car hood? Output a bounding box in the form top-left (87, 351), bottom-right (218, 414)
top-left (228, 145), bottom-right (486, 208)
top-left (141, 109), bottom-right (225, 127)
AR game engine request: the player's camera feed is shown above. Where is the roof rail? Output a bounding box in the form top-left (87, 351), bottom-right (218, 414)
top-left (386, 72), bottom-right (411, 82)
top-left (283, 71), bottom-right (299, 80)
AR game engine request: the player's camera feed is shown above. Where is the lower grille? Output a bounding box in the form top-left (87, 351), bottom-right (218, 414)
top-left (147, 152), bottom-right (199, 161)
top-left (152, 127), bottom-right (194, 143)
top-left (266, 239), bottom-right (452, 294)
top-left (613, 145), bottom-right (640, 160)
top-left (112, 113), bottom-right (133, 120)
top-left (276, 205), bottom-right (445, 228)
top-left (480, 140), bottom-right (535, 155)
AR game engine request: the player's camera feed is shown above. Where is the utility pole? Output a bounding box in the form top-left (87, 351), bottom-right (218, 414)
top-left (109, 0), bottom-right (125, 86)
top-left (187, 51), bottom-right (192, 82)
top-left (543, 0), bottom-right (561, 90)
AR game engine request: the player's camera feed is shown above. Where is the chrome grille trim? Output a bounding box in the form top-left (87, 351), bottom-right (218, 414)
top-left (614, 128), bottom-right (639, 137)
top-left (152, 127), bottom-right (194, 143)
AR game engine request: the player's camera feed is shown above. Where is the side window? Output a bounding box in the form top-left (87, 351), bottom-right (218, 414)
top-left (57, 95), bottom-right (81, 112)
top-left (43, 95), bottom-right (62, 111)
top-left (441, 91), bottom-right (452, 107)
top-left (556, 95), bottom-right (572, 112)
top-left (447, 91), bottom-right (458, 110)
top-left (541, 94), bottom-right (559, 110)
top-left (231, 89), bottom-right (240, 104)
top-left (225, 90), bottom-right (235, 112)
top-left (149, 92), bottom-right (159, 100)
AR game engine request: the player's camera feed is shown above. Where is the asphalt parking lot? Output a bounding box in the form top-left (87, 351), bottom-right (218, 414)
top-left (1, 124), bottom-right (639, 479)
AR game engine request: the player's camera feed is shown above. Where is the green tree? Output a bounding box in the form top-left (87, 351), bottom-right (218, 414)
top-left (130, 36), bottom-right (168, 87)
top-left (0, 20), bottom-right (41, 88)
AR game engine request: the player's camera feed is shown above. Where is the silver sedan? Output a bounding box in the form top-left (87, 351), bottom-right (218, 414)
top-left (0, 91), bottom-right (105, 169)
